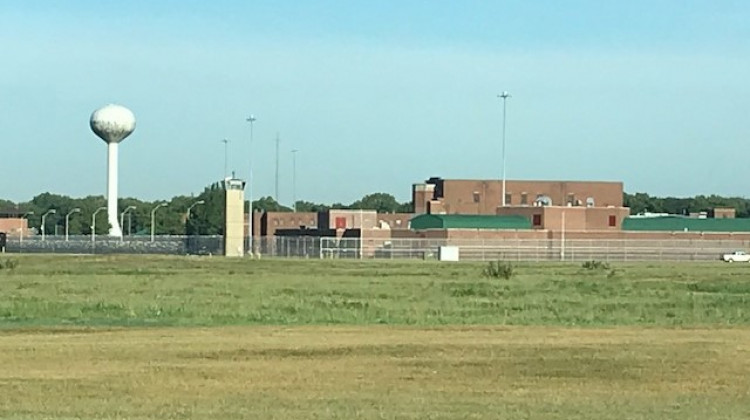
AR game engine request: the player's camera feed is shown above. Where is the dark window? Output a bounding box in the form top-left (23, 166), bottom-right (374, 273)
top-left (532, 214), bottom-right (542, 226)
top-left (567, 193), bottom-right (575, 206)
top-left (504, 193), bottom-right (512, 205)
top-left (608, 215), bottom-right (616, 227)
top-left (473, 191), bottom-right (480, 203)
top-left (520, 193), bottom-right (528, 205)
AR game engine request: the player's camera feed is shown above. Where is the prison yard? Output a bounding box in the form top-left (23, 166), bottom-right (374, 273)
top-left (1, 255), bottom-right (750, 419)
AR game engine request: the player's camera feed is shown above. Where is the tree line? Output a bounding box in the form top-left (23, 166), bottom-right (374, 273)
top-left (3, 189), bottom-right (747, 236)
top-left (0, 185), bottom-right (413, 236)
top-left (623, 192), bottom-right (750, 218)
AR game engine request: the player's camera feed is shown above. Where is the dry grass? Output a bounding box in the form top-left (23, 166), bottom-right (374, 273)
top-left (1, 326), bottom-right (749, 419)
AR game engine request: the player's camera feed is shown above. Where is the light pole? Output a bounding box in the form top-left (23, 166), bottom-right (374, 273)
top-left (245, 114), bottom-right (256, 255)
top-left (20, 211), bottom-right (34, 245)
top-left (221, 138), bottom-right (229, 179)
top-left (186, 200), bottom-right (205, 235)
top-left (41, 209), bottom-right (56, 241)
top-left (92, 206), bottom-right (106, 243)
top-left (498, 91), bottom-right (511, 207)
top-left (291, 149), bottom-right (299, 212)
top-left (120, 206), bottom-right (136, 242)
top-left (65, 208), bottom-right (81, 241)
top-left (150, 202), bottom-right (168, 242)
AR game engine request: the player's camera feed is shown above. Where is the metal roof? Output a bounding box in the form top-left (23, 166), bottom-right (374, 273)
top-left (622, 216), bottom-right (750, 232)
top-left (410, 214), bottom-right (531, 230)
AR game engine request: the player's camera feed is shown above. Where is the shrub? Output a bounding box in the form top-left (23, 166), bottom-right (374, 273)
top-left (0, 258), bottom-right (19, 271)
top-left (582, 260), bottom-right (610, 270)
top-left (483, 260), bottom-right (514, 280)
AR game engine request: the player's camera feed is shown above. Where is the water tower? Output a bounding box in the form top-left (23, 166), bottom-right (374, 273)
top-left (90, 104), bottom-right (136, 237)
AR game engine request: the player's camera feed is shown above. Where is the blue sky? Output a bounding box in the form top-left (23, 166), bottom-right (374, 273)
top-left (2, 1), bottom-right (749, 205)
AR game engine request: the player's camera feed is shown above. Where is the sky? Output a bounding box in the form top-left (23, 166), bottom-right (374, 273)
top-left (1, 1), bottom-right (749, 206)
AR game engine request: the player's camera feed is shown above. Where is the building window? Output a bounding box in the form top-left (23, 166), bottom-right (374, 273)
top-left (504, 193), bottom-right (512, 205)
top-left (567, 193), bottom-right (575, 206)
top-left (532, 214), bottom-right (542, 227)
top-left (473, 191), bottom-right (480, 203)
top-left (608, 215), bottom-right (616, 227)
top-left (520, 192), bottom-right (528, 205)
top-left (274, 220), bottom-right (279, 226)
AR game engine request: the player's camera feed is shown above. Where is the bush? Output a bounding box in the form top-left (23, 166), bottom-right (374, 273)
top-left (0, 258), bottom-right (19, 271)
top-left (582, 260), bottom-right (610, 270)
top-left (483, 260), bottom-right (514, 280)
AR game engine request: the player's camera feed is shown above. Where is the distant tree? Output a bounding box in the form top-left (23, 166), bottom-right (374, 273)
top-left (252, 196), bottom-right (292, 213)
top-left (350, 193), bottom-right (402, 213)
top-left (294, 200), bottom-right (330, 212)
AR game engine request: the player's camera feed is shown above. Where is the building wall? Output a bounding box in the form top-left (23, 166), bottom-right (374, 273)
top-left (319, 210), bottom-right (378, 230)
top-left (0, 219), bottom-right (28, 237)
top-left (259, 212), bottom-right (318, 237)
top-left (412, 184), bottom-right (434, 215)
top-left (413, 178), bottom-right (624, 214)
top-left (375, 213), bottom-right (413, 230)
top-left (495, 206), bottom-right (630, 231)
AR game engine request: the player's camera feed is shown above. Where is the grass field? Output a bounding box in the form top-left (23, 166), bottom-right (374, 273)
top-left (1, 255), bottom-right (749, 419)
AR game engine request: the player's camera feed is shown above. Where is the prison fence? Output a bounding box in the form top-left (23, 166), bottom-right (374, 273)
top-left (253, 236), bottom-right (750, 262)
top-left (2, 235), bottom-right (748, 262)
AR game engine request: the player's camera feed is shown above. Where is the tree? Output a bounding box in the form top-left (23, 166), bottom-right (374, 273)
top-left (349, 193), bottom-right (401, 213)
top-left (252, 196), bottom-right (292, 213)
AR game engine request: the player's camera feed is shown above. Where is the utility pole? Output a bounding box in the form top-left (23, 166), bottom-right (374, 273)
top-left (221, 138), bottom-right (229, 179)
top-left (291, 149), bottom-right (299, 212)
top-left (498, 91), bottom-right (511, 207)
top-left (275, 133), bottom-right (280, 202)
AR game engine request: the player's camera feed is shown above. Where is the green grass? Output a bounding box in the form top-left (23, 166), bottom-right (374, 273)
top-left (2, 256), bottom-right (750, 419)
top-left (1, 326), bottom-right (749, 420)
top-left (1, 255), bottom-right (750, 327)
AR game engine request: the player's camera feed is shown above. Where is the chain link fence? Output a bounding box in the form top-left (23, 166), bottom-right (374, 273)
top-left (252, 236), bottom-right (750, 262)
top-left (3, 235), bottom-right (223, 255)
top-left (2, 235), bottom-right (748, 262)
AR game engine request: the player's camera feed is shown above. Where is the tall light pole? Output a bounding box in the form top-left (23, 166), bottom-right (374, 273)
top-left (20, 211), bottom-right (34, 245)
top-left (275, 133), bottom-right (280, 202)
top-left (245, 115), bottom-right (256, 255)
top-left (150, 202), bottom-right (168, 242)
top-left (41, 209), bottom-right (56, 241)
top-left (120, 206), bottom-right (136, 242)
top-left (92, 206), bottom-right (106, 243)
top-left (186, 200), bottom-right (205, 235)
top-left (65, 208), bottom-right (81, 241)
top-left (291, 149), bottom-right (299, 212)
top-left (498, 91), bottom-right (511, 207)
top-left (221, 138), bottom-right (229, 179)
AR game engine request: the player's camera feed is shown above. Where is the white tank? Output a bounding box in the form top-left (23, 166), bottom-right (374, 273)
top-left (90, 104), bottom-right (136, 238)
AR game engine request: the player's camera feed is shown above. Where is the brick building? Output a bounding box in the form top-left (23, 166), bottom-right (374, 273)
top-left (413, 177), bottom-right (623, 215)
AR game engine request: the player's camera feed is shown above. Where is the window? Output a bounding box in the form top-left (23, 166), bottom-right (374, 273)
top-left (608, 215), bottom-right (616, 227)
top-left (567, 193), bottom-right (575, 206)
top-left (520, 192), bottom-right (528, 205)
top-left (473, 191), bottom-right (481, 203)
top-left (532, 214), bottom-right (542, 227)
top-left (504, 193), bottom-right (512, 205)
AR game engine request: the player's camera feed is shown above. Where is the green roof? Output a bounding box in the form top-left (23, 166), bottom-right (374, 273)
top-left (410, 214), bottom-right (531, 230)
top-left (622, 216), bottom-right (750, 232)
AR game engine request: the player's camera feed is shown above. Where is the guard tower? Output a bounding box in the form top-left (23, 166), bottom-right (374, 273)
top-left (223, 177), bottom-right (246, 257)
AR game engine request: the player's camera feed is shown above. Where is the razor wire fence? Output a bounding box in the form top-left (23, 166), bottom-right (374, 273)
top-left (2, 235), bottom-right (749, 262)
